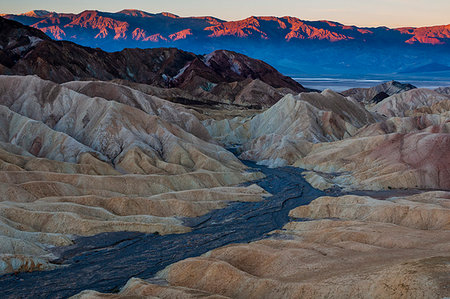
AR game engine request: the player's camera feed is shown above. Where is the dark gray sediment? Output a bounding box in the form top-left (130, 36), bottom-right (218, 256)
top-left (0, 159), bottom-right (427, 298)
top-left (0, 160), bottom-right (332, 298)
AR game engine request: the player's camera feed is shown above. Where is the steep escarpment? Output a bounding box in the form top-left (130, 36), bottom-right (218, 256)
top-left (75, 192), bottom-right (450, 299)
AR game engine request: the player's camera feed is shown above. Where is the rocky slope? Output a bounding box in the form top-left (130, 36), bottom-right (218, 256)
top-left (296, 131), bottom-right (450, 190)
top-left (205, 84), bottom-right (449, 190)
top-left (0, 75), bottom-right (267, 275)
top-left (105, 79), bottom-right (270, 119)
top-left (60, 80), bottom-right (212, 141)
top-left (341, 80), bottom-right (416, 105)
top-left (436, 86), bottom-right (450, 95)
top-left (205, 90), bottom-right (379, 167)
top-left (0, 17), bottom-right (305, 108)
top-left (74, 191), bottom-right (450, 299)
top-left (296, 87), bottom-right (450, 190)
top-left (370, 88), bottom-right (450, 117)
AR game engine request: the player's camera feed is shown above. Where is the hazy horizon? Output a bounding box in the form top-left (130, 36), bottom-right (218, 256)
top-left (2, 0), bottom-right (450, 28)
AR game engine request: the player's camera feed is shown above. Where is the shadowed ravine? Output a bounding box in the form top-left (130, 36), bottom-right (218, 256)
top-left (0, 161), bottom-right (333, 298)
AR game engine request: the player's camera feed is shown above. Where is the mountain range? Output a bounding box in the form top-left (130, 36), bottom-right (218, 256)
top-left (0, 16), bottom-right (305, 108)
top-left (2, 9), bottom-right (450, 76)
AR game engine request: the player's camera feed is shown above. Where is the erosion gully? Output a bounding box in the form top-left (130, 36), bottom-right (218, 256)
top-left (0, 160), bottom-right (410, 298)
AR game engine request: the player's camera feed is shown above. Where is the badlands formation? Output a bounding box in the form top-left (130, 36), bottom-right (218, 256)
top-left (205, 85), bottom-right (450, 191)
top-left (341, 80), bottom-right (416, 105)
top-left (73, 81), bottom-right (449, 298)
top-left (75, 191), bottom-right (450, 299)
top-left (0, 15), bottom-right (449, 299)
top-left (0, 73), bottom-right (449, 298)
top-left (0, 75), bottom-right (267, 274)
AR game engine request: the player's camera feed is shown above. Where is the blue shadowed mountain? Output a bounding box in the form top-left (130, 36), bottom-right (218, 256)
top-left (2, 9), bottom-right (450, 77)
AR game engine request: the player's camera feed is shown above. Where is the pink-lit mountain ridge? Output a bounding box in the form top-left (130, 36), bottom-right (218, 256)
top-left (2, 10), bottom-right (450, 76)
top-left (3, 9), bottom-right (449, 45)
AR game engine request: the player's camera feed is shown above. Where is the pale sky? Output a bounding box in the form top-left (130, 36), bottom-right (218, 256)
top-left (2, 0), bottom-right (449, 27)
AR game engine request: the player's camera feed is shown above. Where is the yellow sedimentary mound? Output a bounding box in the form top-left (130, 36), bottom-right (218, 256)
top-left (79, 192), bottom-right (450, 298)
top-left (0, 105), bottom-right (108, 164)
top-left (0, 75), bottom-right (266, 274)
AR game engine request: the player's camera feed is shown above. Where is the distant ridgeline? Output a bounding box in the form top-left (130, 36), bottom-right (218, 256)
top-left (2, 10), bottom-right (450, 76)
